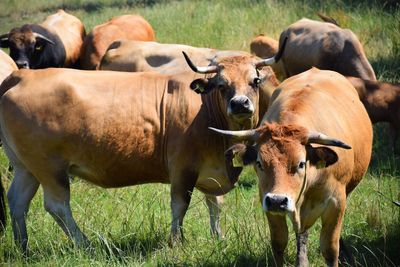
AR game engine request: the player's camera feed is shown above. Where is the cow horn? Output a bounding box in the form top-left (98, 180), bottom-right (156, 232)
top-left (307, 132), bottom-right (351, 149)
top-left (182, 51), bottom-right (218, 74)
top-left (208, 127), bottom-right (259, 141)
top-left (255, 36), bottom-right (288, 68)
top-left (33, 32), bottom-right (55, 45)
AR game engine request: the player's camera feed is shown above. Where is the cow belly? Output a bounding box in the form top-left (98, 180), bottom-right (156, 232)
top-left (195, 170), bottom-right (235, 196)
top-left (68, 161), bottom-right (169, 188)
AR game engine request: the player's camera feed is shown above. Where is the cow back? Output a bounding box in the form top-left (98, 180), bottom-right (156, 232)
top-left (80, 15), bottom-right (155, 70)
top-left (41, 10), bottom-right (85, 67)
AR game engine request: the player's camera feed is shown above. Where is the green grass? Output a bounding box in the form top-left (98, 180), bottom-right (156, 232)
top-left (0, 0), bottom-right (399, 266)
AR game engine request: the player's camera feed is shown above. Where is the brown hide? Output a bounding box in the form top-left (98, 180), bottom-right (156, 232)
top-left (0, 50), bottom-right (17, 82)
top-left (41, 9), bottom-right (85, 67)
top-left (80, 15), bottom-right (155, 70)
top-left (347, 76), bottom-right (400, 150)
top-left (251, 18), bottom-right (376, 81)
top-left (0, 53), bottom-right (271, 249)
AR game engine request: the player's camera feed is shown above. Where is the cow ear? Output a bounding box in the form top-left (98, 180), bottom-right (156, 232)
top-left (306, 145), bottom-right (338, 169)
top-left (190, 78), bottom-right (210, 94)
top-left (224, 143), bottom-right (257, 183)
top-left (0, 34), bottom-right (9, 48)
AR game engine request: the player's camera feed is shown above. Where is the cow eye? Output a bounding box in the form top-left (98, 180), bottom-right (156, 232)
top-left (35, 45), bottom-right (43, 51)
top-left (252, 77), bottom-right (261, 88)
top-left (298, 161), bottom-right (306, 169)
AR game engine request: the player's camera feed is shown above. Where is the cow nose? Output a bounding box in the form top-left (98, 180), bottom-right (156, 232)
top-left (264, 193), bottom-right (289, 212)
top-left (228, 96), bottom-right (254, 117)
top-left (16, 60), bottom-right (29, 69)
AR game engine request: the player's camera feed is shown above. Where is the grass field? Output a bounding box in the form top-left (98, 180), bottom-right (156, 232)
top-left (0, 0), bottom-right (399, 266)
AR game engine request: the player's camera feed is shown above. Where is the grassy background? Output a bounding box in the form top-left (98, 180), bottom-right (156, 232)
top-left (0, 0), bottom-right (399, 266)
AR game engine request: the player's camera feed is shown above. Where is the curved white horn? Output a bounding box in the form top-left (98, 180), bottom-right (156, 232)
top-left (33, 32), bottom-right (55, 45)
top-left (255, 36), bottom-right (288, 68)
top-left (307, 132), bottom-right (351, 149)
top-left (182, 51), bottom-right (218, 74)
top-left (208, 127), bottom-right (259, 141)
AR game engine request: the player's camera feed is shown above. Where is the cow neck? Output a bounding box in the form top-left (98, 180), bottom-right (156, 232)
top-left (201, 90), bottom-right (231, 150)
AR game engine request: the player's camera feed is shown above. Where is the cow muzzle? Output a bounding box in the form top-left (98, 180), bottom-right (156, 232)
top-left (15, 60), bottom-right (29, 69)
top-left (263, 193), bottom-right (295, 214)
top-left (228, 96), bottom-right (254, 122)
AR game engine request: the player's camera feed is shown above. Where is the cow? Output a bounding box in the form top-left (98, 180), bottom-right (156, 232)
top-left (250, 18), bottom-right (376, 81)
top-left (347, 76), bottom-right (400, 153)
top-left (0, 49), bottom-right (17, 231)
top-left (99, 40), bottom-right (282, 126)
top-left (79, 14), bottom-right (155, 70)
top-left (209, 68), bottom-right (373, 266)
top-left (0, 9), bottom-right (85, 69)
top-left (0, 50), bottom-right (282, 253)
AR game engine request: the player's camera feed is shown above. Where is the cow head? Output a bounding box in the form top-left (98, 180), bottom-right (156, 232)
top-left (183, 52), bottom-right (280, 130)
top-left (209, 123), bottom-right (351, 224)
top-left (0, 25), bottom-right (55, 69)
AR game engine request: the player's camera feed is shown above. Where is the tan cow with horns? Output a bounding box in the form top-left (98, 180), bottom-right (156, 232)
top-left (210, 68), bottom-right (372, 266)
top-left (0, 47), bottom-right (284, 253)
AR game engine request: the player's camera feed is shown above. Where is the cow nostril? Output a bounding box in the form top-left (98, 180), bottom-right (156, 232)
top-left (281, 197), bottom-right (288, 207)
top-left (17, 61), bottom-right (29, 69)
top-left (265, 195), bottom-right (272, 208)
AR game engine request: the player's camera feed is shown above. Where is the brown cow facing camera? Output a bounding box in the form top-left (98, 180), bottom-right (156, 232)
top-left (210, 68), bottom-right (372, 267)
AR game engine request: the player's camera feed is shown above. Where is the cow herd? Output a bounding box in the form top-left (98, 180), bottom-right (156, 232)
top-left (0, 9), bottom-right (397, 267)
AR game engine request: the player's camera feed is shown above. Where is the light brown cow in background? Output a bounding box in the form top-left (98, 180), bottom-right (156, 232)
top-left (80, 14), bottom-right (155, 70)
top-left (210, 68), bottom-right (373, 266)
top-left (347, 76), bottom-right (400, 153)
top-left (251, 18), bottom-right (376, 81)
top-left (0, 49), bottom-right (17, 232)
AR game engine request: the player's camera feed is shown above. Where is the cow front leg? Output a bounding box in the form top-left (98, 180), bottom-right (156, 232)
top-left (296, 230), bottom-right (309, 267)
top-left (42, 174), bottom-right (89, 248)
top-left (389, 124), bottom-right (398, 154)
top-left (320, 194), bottom-right (346, 267)
top-left (169, 168), bottom-right (197, 244)
top-left (205, 194), bottom-right (224, 237)
top-left (267, 213), bottom-right (288, 267)
top-left (7, 167), bottom-right (39, 254)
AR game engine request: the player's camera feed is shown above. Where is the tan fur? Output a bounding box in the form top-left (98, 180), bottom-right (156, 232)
top-left (80, 15), bottom-right (155, 70)
top-left (41, 9), bottom-right (85, 67)
top-left (0, 50), bottom-right (17, 82)
top-left (0, 53), bottom-right (272, 250)
top-left (250, 18), bottom-right (376, 81)
top-left (257, 68), bottom-right (373, 266)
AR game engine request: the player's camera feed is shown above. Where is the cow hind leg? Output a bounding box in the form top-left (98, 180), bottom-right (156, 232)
top-left (7, 166), bottom-right (39, 254)
top-left (41, 172), bottom-right (89, 248)
top-left (205, 194), bottom-right (224, 238)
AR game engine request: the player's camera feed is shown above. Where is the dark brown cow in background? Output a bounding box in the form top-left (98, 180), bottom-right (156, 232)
top-left (0, 49), bottom-right (17, 232)
top-left (0, 49), bottom-right (282, 252)
top-left (251, 17), bottom-right (376, 81)
top-left (0, 10), bottom-right (85, 69)
top-left (79, 14), bottom-right (155, 70)
top-left (210, 68), bottom-right (372, 266)
top-left (347, 76), bottom-right (400, 153)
